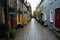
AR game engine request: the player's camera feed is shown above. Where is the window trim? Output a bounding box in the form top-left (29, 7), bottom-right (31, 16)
top-left (50, 10), bottom-right (53, 23)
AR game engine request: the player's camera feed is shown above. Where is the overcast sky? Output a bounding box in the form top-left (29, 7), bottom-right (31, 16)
top-left (27, 0), bottom-right (41, 14)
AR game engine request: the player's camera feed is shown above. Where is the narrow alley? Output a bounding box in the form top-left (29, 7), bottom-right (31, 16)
top-left (14, 18), bottom-right (58, 40)
top-left (0, 0), bottom-right (60, 40)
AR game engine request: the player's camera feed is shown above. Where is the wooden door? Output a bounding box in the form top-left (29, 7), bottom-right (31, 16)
top-left (24, 15), bottom-right (28, 25)
top-left (55, 8), bottom-right (60, 29)
top-left (10, 15), bottom-right (13, 30)
top-left (17, 14), bottom-right (20, 25)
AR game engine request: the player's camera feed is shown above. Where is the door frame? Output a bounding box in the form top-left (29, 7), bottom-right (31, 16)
top-left (9, 14), bottom-right (14, 30)
top-left (55, 8), bottom-right (60, 29)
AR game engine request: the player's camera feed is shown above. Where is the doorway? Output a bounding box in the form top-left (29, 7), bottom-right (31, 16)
top-left (55, 8), bottom-right (60, 29)
top-left (10, 15), bottom-right (13, 30)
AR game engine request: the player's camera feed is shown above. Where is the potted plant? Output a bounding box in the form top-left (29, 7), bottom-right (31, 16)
top-left (9, 28), bottom-right (16, 38)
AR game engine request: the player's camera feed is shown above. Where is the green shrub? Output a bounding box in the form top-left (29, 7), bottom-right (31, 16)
top-left (9, 28), bottom-right (16, 38)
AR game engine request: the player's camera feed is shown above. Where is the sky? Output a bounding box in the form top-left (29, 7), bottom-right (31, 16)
top-left (27, 0), bottom-right (41, 14)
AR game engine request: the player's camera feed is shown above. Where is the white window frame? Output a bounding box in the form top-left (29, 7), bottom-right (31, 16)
top-left (50, 10), bottom-right (53, 22)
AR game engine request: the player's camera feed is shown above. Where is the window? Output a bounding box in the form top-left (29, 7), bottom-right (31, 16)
top-left (18, 15), bottom-right (20, 23)
top-left (9, 0), bottom-right (14, 7)
top-left (43, 11), bottom-right (47, 21)
top-left (2, 8), bottom-right (5, 24)
top-left (44, 4), bottom-right (46, 8)
top-left (43, 1), bottom-right (47, 8)
top-left (50, 10), bottom-right (53, 22)
top-left (17, 14), bottom-right (20, 24)
top-left (45, 14), bottom-right (47, 20)
top-left (49, 0), bottom-right (54, 4)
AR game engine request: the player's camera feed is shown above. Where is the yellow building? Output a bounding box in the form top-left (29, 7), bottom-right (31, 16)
top-left (23, 14), bottom-right (28, 25)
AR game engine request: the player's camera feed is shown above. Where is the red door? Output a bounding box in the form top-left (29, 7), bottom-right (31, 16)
top-left (10, 15), bottom-right (13, 30)
top-left (55, 8), bottom-right (60, 29)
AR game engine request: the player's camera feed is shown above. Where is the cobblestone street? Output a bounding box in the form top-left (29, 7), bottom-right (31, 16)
top-left (14, 18), bottom-right (59, 40)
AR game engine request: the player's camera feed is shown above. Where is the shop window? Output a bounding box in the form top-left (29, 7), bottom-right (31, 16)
top-left (50, 10), bottom-right (53, 22)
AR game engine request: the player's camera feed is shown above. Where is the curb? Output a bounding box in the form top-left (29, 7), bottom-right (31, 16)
top-left (49, 28), bottom-right (60, 39)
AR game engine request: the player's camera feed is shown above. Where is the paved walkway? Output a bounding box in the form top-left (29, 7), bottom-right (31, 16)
top-left (14, 18), bottom-right (59, 40)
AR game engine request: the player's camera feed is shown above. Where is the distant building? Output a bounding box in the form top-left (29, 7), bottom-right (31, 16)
top-left (27, 2), bottom-right (32, 21)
